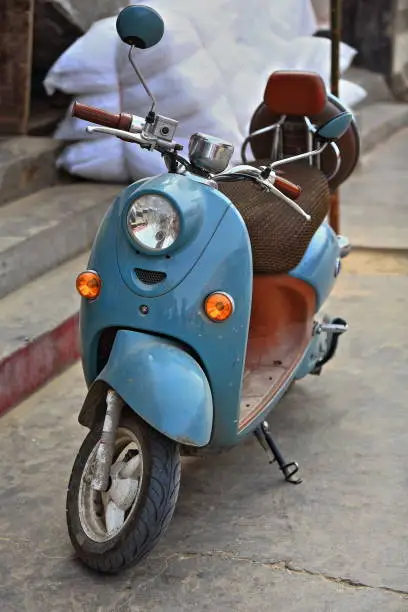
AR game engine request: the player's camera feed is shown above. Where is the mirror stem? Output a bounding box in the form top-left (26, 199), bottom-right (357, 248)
top-left (128, 46), bottom-right (157, 118)
top-left (266, 142), bottom-right (329, 173)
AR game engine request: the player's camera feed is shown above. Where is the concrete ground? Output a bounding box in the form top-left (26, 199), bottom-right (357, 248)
top-left (342, 127), bottom-right (408, 250)
top-left (1, 254), bottom-right (408, 611)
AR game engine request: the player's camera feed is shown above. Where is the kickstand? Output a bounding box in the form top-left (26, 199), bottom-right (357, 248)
top-left (254, 421), bottom-right (302, 485)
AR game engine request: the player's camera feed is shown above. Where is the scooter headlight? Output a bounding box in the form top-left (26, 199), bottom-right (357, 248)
top-left (127, 194), bottom-right (180, 252)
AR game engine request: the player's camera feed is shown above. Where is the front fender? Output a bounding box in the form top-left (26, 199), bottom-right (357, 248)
top-left (78, 330), bottom-right (213, 447)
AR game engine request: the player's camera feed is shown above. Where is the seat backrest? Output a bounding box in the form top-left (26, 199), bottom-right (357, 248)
top-left (264, 71), bottom-right (327, 117)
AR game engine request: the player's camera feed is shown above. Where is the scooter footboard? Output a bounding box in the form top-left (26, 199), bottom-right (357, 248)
top-left (78, 330), bottom-right (213, 447)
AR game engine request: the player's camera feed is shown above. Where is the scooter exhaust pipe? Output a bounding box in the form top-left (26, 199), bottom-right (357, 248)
top-left (92, 389), bottom-right (124, 491)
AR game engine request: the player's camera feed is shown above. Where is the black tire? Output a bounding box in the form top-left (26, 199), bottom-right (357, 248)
top-left (66, 411), bottom-right (181, 573)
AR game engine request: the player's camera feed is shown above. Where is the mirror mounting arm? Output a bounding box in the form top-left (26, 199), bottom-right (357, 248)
top-left (145, 111), bottom-right (156, 124)
top-left (268, 142), bottom-right (329, 171)
top-left (128, 46), bottom-right (157, 119)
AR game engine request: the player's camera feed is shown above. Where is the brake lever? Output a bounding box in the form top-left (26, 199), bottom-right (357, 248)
top-left (85, 126), bottom-right (178, 152)
top-left (263, 177), bottom-right (311, 221)
top-left (86, 125), bottom-right (145, 142)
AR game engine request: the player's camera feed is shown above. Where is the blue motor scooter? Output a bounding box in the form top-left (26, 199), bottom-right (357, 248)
top-left (66, 5), bottom-right (353, 574)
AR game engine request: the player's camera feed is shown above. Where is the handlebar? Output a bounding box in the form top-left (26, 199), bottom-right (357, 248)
top-left (80, 116), bottom-right (310, 221)
top-left (273, 174), bottom-right (302, 200)
top-left (72, 101), bottom-right (134, 132)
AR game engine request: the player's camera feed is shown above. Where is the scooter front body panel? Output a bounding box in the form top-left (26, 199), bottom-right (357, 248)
top-left (80, 174), bottom-right (253, 447)
top-left (116, 174), bottom-right (230, 297)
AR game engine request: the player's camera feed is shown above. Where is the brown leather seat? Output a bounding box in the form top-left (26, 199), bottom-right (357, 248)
top-left (217, 161), bottom-right (330, 274)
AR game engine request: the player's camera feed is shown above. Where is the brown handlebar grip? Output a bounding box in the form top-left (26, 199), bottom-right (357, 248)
top-left (274, 175), bottom-right (302, 200)
top-left (72, 101), bottom-right (133, 131)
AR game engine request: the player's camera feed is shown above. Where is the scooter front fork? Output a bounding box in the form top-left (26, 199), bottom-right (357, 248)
top-left (91, 389), bottom-right (124, 491)
top-left (254, 421), bottom-right (302, 485)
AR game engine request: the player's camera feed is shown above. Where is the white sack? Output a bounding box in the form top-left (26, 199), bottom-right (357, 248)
top-left (45, 0), bottom-right (366, 182)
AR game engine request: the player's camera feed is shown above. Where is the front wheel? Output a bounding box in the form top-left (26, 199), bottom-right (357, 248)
top-left (66, 412), bottom-right (181, 573)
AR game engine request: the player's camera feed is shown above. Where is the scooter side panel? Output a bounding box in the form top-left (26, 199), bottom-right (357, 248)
top-left (293, 333), bottom-right (322, 381)
top-left (91, 330), bottom-right (213, 447)
top-left (289, 222), bottom-right (340, 310)
top-left (290, 222), bottom-right (342, 379)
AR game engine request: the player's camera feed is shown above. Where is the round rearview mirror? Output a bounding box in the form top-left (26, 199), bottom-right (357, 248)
top-left (315, 111), bottom-right (353, 141)
top-left (116, 5), bottom-right (164, 49)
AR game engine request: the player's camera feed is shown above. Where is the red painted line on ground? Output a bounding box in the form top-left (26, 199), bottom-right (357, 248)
top-left (0, 313), bottom-right (80, 417)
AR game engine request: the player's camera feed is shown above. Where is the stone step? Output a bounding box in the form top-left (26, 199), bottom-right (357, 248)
top-left (356, 102), bottom-right (408, 156)
top-left (341, 66), bottom-right (408, 156)
top-left (28, 107), bottom-right (66, 137)
top-left (345, 66), bottom-right (394, 107)
top-left (341, 126), bottom-right (408, 251)
top-left (0, 253), bottom-right (86, 416)
top-left (0, 182), bottom-right (119, 300)
top-left (0, 136), bottom-right (64, 207)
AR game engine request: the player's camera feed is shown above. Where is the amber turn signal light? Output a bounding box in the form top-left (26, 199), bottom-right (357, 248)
top-left (204, 292), bottom-right (234, 322)
top-left (76, 270), bottom-right (101, 300)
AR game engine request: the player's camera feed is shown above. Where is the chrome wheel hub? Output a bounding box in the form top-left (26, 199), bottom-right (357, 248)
top-left (78, 428), bottom-right (143, 542)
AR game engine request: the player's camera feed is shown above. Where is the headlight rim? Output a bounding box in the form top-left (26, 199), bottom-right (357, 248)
top-left (124, 191), bottom-right (182, 257)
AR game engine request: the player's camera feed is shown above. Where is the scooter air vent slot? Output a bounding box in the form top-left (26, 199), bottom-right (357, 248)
top-left (135, 268), bottom-right (167, 285)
